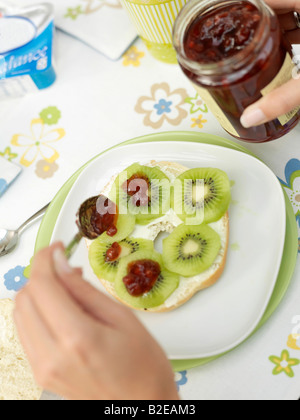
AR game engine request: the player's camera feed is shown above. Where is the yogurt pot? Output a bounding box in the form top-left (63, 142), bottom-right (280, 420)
top-left (0, 3), bottom-right (56, 99)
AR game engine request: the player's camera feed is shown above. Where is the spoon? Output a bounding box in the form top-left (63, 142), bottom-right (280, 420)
top-left (65, 195), bottom-right (118, 259)
top-left (0, 196), bottom-right (117, 258)
top-left (0, 203), bottom-right (50, 257)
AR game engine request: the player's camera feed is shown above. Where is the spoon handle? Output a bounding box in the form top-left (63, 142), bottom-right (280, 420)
top-left (65, 232), bottom-right (83, 260)
top-left (17, 203), bottom-right (50, 235)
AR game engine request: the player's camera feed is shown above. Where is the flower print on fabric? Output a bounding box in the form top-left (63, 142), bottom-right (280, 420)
top-left (4, 266), bottom-right (28, 292)
top-left (11, 118), bottom-right (65, 168)
top-left (64, 0), bottom-right (121, 19)
top-left (123, 46), bottom-right (145, 67)
top-left (191, 114), bottom-right (208, 129)
top-left (135, 83), bottom-right (189, 129)
top-left (154, 99), bottom-right (173, 115)
top-left (174, 370), bottom-right (188, 391)
top-left (82, 0), bottom-right (121, 13)
top-left (0, 147), bottom-right (18, 161)
top-left (279, 159), bottom-right (300, 227)
top-left (185, 92), bottom-right (208, 114)
top-left (64, 6), bottom-right (83, 20)
top-left (39, 106), bottom-right (62, 126)
top-left (287, 334), bottom-right (300, 351)
top-left (35, 160), bottom-right (59, 179)
top-left (269, 350), bottom-right (300, 378)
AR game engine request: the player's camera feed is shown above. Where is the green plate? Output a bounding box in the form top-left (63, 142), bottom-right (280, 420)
top-left (35, 131), bottom-right (298, 372)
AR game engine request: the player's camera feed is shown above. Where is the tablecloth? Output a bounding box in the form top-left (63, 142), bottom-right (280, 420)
top-left (0, 19), bottom-right (300, 401)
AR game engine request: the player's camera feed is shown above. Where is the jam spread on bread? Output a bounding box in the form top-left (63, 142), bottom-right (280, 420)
top-left (123, 260), bottom-right (161, 297)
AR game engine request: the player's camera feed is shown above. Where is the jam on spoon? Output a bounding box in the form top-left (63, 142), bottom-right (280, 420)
top-left (65, 195), bottom-right (118, 259)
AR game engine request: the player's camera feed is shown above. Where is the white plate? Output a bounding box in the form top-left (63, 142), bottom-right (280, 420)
top-left (50, 141), bottom-right (286, 359)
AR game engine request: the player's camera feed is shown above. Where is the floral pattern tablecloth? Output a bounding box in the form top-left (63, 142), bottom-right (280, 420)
top-left (1, 6), bottom-right (300, 400)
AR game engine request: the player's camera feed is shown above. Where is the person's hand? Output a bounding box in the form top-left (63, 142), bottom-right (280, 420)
top-left (14, 243), bottom-right (179, 401)
top-left (240, 0), bottom-right (300, 128)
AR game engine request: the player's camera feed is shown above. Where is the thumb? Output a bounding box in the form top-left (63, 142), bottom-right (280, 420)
top-left (240, 77), bottom-right (300, 128)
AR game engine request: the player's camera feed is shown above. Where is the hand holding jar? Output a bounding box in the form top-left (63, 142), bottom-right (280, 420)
top-left (173, 0), bottom-right (300, 143)
top-left (241, 0), bottom-right (300, 129)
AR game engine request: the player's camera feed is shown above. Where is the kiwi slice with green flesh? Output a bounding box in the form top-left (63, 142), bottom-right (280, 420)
top-left (114, 250), bottom-right (179, 309)
top-left (110, 163), bottom-right (170, 225)
top-left (162, 223), bottom-right (221, 277)
top-left (89, 238), bottom-right (154, 282)
top-left (172, 168), bottom-right (231, 224)
top-left (99, 213), bottom-right (136, 243)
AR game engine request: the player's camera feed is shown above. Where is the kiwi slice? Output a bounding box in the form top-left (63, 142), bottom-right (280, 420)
top-left (89, 237), bottom-right (154, 282)
top-left (99, 213), bottom-right (136, 243)
top-left (115, 250), bottom-right (179, 309)
top-left (172, 168), bottom-right (231, 224)
top-left (110, 163), bottom-right (170, 225)
top-left (162, 223), bottom-right (221, 277)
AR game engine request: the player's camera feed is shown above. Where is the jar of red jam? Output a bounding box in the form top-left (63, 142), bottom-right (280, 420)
top-left (173, 0), bottom-right (300, 143)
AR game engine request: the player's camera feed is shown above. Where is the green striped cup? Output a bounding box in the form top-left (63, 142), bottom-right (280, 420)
top-left (120, 0), bottom-right (188, 63)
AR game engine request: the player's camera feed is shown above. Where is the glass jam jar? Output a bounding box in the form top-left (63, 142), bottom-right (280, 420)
top-left (173, 0), bottom-right (300, 143)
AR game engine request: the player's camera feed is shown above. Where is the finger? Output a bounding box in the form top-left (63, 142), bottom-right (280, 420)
top-left (53, 247), bottom-right (135, 328)
top-left (264, 0), bottom-right (300, 13)
top-left (241, 77), bottom-right (300, 127)
top-left (27, 243), bottom-right (103, 341)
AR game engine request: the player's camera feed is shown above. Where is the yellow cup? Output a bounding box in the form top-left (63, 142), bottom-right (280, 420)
top-left (120, 0), bottom-right (188, 64)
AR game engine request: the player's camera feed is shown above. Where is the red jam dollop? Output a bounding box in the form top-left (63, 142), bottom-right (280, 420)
top-left (122, 174), bottom-right (150, 207)
top-left (91, 195), bottom-right (118, 237)
top-left (123, 259), bottom-right (161, 297)
top-left (184, 3), bottom-right (261, 63)
top-left (106, 242), bottom-right (122, 262)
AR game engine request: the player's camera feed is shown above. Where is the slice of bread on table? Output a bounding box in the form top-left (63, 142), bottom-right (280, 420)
top-left (0, 298), bottom-right (42, 400)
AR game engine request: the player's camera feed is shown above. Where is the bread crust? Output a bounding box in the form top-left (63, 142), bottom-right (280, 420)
top-left (89, 161), bottom-right (230, 313)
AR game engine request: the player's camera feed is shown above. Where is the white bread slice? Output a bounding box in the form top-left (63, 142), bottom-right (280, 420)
top-left (0, 299), bottom-right (42, 400)
top-left (88, 161), bottom-right (229, 313)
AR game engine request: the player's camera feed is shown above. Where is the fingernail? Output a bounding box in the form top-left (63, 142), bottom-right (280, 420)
top-left (53, 248), bottom-right (73, 275)
top-left (240, 108), bottom-right (267, 128)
